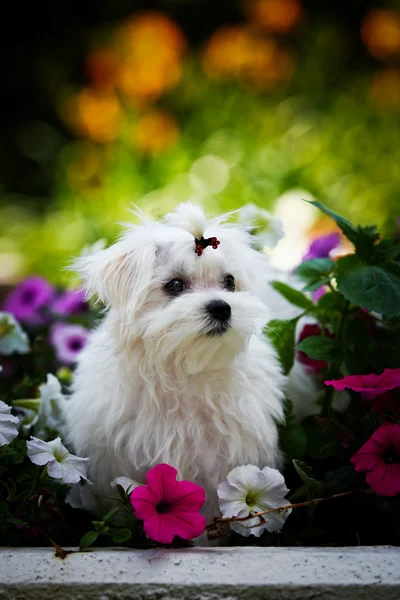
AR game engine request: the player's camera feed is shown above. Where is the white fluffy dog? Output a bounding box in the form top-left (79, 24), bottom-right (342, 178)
top-left (65, 203), bottom-right (295, 521)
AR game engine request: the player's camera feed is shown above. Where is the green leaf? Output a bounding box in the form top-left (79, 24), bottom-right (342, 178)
top-left (280, 424), bottom-right (307, 460)
top-left (264, 317), bottom-right (300, 375)
top-left (307, 201), bottom-right (359, 244)
top-left (307, 201), bottom-right (379, 259)
top-left (292, 460), bottom-right (323, 494)
top-left (101, 506), bottom-right (120, 523)
top-left (296, 336), bottom-right (339, 361)
top-left (372, 238), bottom-right (400, 263)
top-left (317, 291), bottom-right (347, 311)
top-left (92, 521), bottom-right (110, 533)
top-left (302, 417), bottom-right (345, 459)
top-left (282, 397), bottom-right (295, 426)
top-left (296, 258), bottom-right (335, 281)
top-left (302, 278), bottom-right (331, 293)
top-left (112, 528), bottom-right (132, 543)
top-left (324, 466), bottom-right (365, 492)
top-left (6, 517), bottom-right (28, 528)
top-left (270, 281), bottom-right (313, 310)
top-left (336, 255), bottom-right (400, 319)
top-left (80, 530), bottom-right (100, 550)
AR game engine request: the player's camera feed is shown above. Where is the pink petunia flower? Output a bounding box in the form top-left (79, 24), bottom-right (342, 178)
top-left (351, 423), bottom-right (400, 496)
top-left (50, 322), bottom-right (90, 365)
top-left (3, 277), bottom-right (54, 325)
top-left (325, 368), bottom-right (400, 399)
top-left (297, 324), bottom-right (335, 374)
top-left (130, 464), bottom-right (206, 544)
top-left (51, 289), bottom-right (88, 316)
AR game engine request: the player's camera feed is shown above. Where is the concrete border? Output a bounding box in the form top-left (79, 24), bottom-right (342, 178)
top-left (0, 546), bottom-right (399, 600)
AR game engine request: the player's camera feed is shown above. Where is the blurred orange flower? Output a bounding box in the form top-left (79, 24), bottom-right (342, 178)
top-left (135, 109), bottom-right (179, 154)
top-left (370, 69), bottom-right (400, 111)
top-left (64, 88), bottom-right (122, 143)
top-left (201, 25), bottom-right (294, 89)
top-left (67, 143), bottom-right (104, 192)
top-left (117, 11), bottom-right (186, 57)
top-left (245, 0), bottom-right (303, 34)
top-left (307, 217), bottom-right (341, 238)
top-left (361, 10), bottom-right (400, 60)
top-left (116, 12), bottom-right (186, 105)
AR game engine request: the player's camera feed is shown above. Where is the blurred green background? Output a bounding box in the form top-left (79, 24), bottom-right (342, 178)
top-left (1, 0), bottom-right (400, 284)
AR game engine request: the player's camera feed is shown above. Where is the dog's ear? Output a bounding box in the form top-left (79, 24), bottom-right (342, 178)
top-left (72, 231), bottom-right (155, 310)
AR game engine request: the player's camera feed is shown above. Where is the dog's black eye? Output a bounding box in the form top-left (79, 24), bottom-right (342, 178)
top-left (165, 279), bottom-right (186, 295)
top-left (223, 275), bottom-right (235, 292)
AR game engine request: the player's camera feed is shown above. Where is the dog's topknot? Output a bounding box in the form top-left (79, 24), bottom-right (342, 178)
top-left (162, 202), bottom-right (209, 238)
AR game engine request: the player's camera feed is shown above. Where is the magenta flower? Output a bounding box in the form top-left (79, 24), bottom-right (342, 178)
top-left (130, 464), bottom-right (206, 544)
top-left (351, 423), bottom-right (400, 496)
top-left (3, 277), bottom-right (54, 325)
top-left (51, 289), bottom-right (87, 316)
top-left (325, 368), bottom-right (400, 399)
top-left (297, 324), bottom-right (335, 373)
top-left (50, 323), bottom-right (90, 365)
top-left (302, 232), bottom-right (340, 262)
top-left (312, 286), bottom-right (328, 302)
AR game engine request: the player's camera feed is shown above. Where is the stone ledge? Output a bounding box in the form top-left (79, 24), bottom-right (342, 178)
top-left (0, 546), bottom-right (399, 600)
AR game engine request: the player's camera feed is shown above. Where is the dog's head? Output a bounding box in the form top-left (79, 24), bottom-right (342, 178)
top-left (74, 203), bottom-right (273, 374)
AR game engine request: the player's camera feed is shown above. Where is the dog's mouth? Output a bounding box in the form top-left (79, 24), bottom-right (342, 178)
top-left (205, 318), bottom-right (231, 336)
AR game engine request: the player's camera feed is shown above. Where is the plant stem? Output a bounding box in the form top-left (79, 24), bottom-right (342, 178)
top-left (323, 299), bottom-right (351, 415)
top-left (207, 489), bottom-right (368, 530)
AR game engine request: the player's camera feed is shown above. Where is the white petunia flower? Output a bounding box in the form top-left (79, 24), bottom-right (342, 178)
top-left (0, 400), bottom-right (19, 446)
top-left (65, 482), bottom-right (100, 513)
top-left (26, 436), bottom-right (91, 484)
top-left (0, 312), bottom-right (29, 355)
top-left (110, 476), bottom-right (140, 494)
top-left (34, 374), bottom-right (65, 437)
top-left (218, 465), bottom-right (292, 537)
top-left (237, 204), bottom-right (284, 251)
top-left (13, 374), bottom-right (65, 438)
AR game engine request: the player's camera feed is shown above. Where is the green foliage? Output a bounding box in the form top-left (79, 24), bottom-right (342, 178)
top-left (264, 317), bottom-right (300, 375)
top-left (292, 460), bottom-right (323, 497)
top-left (112, 529), bottom-right (133, 543)
top-left (336, 256), bottom-right (400, 319)
top-left (261, 201), bottom-right (400, 547)
top-left (80, 530), bottom-right (100, 550)
top-left (270, 281), bottom-right (313, 311)
top-left (296, 259), bottom-right (335, 292)
top-left (296, 336), bottom-right (340, 362)
top-left (79, 504), bottom-right (137, 549)
top-left (280, 425), bottom-right (307, 460)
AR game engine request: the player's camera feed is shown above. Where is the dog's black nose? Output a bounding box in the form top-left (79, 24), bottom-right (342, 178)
top-left (206, 299), bottom-right (231, 322)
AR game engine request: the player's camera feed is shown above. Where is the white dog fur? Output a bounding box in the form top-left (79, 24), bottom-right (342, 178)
top-left (65, 202), bottom-right (313, 522)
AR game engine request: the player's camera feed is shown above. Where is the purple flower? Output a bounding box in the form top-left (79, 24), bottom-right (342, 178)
top-left (312, 286), bottom-right (328, 302)
top-left (303, 232), bottom-right (340, 262)
top-left (51, 289), bottom-right (87, 316)
top-left (3, 277), bottom-right (54, 325)
top-left (50, 323), bottom-right (90, 365)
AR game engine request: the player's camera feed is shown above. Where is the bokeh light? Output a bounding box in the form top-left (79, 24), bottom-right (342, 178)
top-left (1, 3), bottom-right (400, 285)
top-left (245, 0), bottom-right (303, 34)
top-left (361, 9), bottom-right (400, 60)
